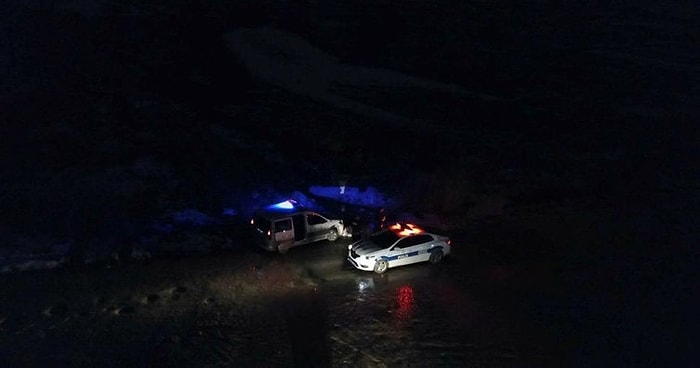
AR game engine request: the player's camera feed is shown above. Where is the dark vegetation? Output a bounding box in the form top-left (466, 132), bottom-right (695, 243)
top-left (1, 1), bottom-right (697, 269)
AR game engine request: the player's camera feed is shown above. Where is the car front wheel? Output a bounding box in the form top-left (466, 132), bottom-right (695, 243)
top-left (373, 259), bottom-right (388, 274)
top-left (429, 249), bottom-right (443, 264)
top-left (327, 228), bottom-right (339, 242)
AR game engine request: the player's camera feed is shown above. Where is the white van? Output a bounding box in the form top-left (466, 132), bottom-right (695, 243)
top-left (250, 201), bottom-right (352, 253)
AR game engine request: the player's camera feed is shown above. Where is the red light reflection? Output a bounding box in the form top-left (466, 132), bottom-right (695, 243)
top-left (396, 285), bottom-right (415, 321)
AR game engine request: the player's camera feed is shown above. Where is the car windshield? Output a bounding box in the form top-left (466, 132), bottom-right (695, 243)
top-left (369, 229), bottom-right (400, 249)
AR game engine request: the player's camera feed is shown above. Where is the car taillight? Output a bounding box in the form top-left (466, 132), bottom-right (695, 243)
top-left (267, 230), bottom-right (271, 238)
top-left (250, 218), bottom-right (254, 225)
top-left (446, 238), bottom-right (451, 246)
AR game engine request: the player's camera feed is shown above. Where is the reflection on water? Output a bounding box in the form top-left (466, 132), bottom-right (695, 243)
top-left (353, 276), bottom-right (416, 323)
top-left (356, 277), bottom-right (374, 293)
top-left (332, 268), bottom-right (560, 366)
top-left (396, 285), bottom-right (415, 322)
top-left (354, 277), bottom-right (374, 304)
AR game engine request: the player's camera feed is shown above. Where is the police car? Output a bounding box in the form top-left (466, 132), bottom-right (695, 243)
top-left (347, 223), bottom-right (451, 274)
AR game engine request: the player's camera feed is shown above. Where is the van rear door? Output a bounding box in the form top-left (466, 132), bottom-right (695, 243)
top-left (273, 218), bottom-right (294, 246)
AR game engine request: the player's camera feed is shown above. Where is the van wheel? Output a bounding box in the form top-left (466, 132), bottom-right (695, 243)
top-left (327, 228), bottom-right (339, 242)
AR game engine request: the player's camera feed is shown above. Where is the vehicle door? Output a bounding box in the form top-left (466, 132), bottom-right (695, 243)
top-left (305, 212), bottom-right (330, 242)
top-left (389, 235), bottom-right (433, 267)
top-left (412, 234), bottom-right (435, 263)
top-left (272, 217), bottom-right (294, 251)
top-left (291, 214), bottom-right (306, 242)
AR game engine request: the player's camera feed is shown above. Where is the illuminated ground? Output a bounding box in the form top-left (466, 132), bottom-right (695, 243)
top-left (0, 227), bottom-right (566, 367)
top-left (0, 195), bottom-right (694, 367)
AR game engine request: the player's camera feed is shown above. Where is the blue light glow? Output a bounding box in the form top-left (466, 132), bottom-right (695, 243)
top-left (266, 199), bottom-right (297, 210)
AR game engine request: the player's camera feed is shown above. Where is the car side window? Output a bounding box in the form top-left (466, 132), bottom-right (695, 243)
top-left (395, 235), bottom-right (432, 249)
top-left (307, 213), bottom-right (327, 225)
top-left (395, 237), bottom-right (416, 249)
top-left (414, 234), bottom-right (433, 245)
top-left (274, 219), bottom-right (292, 233)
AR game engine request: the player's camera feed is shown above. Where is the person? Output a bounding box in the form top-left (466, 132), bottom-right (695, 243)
top-left (350, 208), bottom-right (371, 239)
top-left (377, 207), bottom-right (387, 229)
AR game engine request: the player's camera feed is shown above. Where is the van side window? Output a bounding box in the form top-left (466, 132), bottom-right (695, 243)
top-left (307, 213), bottom-right (327, 225)
top-left (274, 219), bottom-right (293, 233)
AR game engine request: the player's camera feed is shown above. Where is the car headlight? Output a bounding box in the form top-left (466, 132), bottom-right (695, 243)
top-left (348, 244), bottom-right (353, 250)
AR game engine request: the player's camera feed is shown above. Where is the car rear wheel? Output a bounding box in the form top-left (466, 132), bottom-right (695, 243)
top-left (429, 249), bottom-right (443, 264)
top-left (374, 259), bottom-right (388, 274)
top-left (327, 228), bottom-right (339, 242)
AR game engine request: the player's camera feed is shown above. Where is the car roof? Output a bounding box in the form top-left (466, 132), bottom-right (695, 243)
top-left (387, 222), bottom-right (428, 236)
